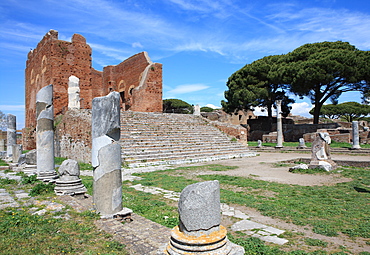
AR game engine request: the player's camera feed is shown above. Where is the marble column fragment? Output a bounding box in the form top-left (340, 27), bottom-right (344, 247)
top-left (36, 84), bottom-right (58, 181)
top-left (352, 121), bottom-right (361, 149)
top-left (55, 159), bottom-right (87, 196)
top-left (275, 100), bottom-right (284, 148)
top-left (297, 138), bottom-right (307, 149)
top-left (193, 104), bottom-right (200, 116)
top-left (92, 91), bottom-right (122, 216)
top-left (163, 181), bottom-right (244, 255)
top-left (7, 114), bottom-right (16, 157)
top-left (68, 75), bottom-right (80, 110)
top-left (12, 144), bottom-right (22, 164)
top-left (0, 139), bottom-right (5, 151)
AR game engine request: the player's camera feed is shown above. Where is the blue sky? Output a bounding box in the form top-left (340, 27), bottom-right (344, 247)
top-left (1, 0), bottom-right (370, 129)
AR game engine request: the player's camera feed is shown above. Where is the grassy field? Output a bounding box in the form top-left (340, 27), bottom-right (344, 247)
top-left (1, 157), bottom-right (369, 254)
top-left (118, 164), bottom-right (370, 255)
top-left (0, 168), bottom-right (127, 255)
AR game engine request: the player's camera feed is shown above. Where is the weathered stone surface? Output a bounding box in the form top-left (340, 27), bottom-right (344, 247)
top-left (0, 139), bottom-right (4, 151)
top-left (309, 132), bottom-right (337, 171)
top-left (92, 92), bottom-right (122, 216)
top-left (275, 100), bottom-right (284, 148)
top-left (178, 180), bottom-right (220, 234)
top-left (25, 149), bottom-right (37, 165)
top-left (36, 84), bottom-right (58, 181)
top-left (257, 140), bottom-right (262, 148)
top-left (163, 181), bottom-right (245, 254)
top-left (297, 138), bottom-right (307, 149)
top-left (193, 104), bottom-right (200, 116)
top-left (68, 75), bottom-right (80, 109)
top-left (12, 144), bottom-right (22, 164)
top-left (55, 159), bottom-right (87, 196)
top-left (352, 121), bottom-right (361, 149)
top-left (7, 114), bottom-right (16, 157)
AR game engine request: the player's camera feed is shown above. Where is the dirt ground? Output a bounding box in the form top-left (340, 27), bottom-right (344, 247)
top-left (191, 151), bottom-right (370, 253)
top-left (195, 152), bottom-right (370, 186)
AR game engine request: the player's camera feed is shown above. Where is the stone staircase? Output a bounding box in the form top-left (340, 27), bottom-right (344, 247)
top-left (120, 112), bottom-right (256, 167)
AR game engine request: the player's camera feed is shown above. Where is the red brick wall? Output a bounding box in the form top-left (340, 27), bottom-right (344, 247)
top-left (24, 30), bottom-right (163, 150)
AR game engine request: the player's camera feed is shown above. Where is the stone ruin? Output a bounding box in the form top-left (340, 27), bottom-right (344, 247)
top-left (91, 91), bottom-right (124, 217)
top-left (162, 180), bottom-right (244, 254)
top-left (309, 132), bottom-right (337, 171)
top-left (23, 30), bottom-right (163, 150)
top-left (7, 114), bottom-right (16, 158)
top-left (36, 84), bottom-right (58, 181)
top-left (54, 159), bottom-right (87, 196)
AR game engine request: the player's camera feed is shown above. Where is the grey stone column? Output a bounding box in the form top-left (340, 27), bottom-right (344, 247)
top-left (92, 91), bottom-right (122, 216)
top-left (0, 139), bottom-right (5, 151)
top-left (7, 114), bottom-right (16, 157)
top-left (163, 181), bottom-right (244, 254)
top-left (352, 121), bottom-right (361, 149)
top-left (275, 100), bottom-right (284, 148)
top-left (36, 84), bottom-right (58, 181)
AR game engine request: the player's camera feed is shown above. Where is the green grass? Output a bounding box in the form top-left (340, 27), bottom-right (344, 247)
top-left (55, 157), bottom-right (93, 170)
top-left (132, 164), bottom-right (370, 238)
top-left (0, 208), bottom-right (127, 254)
top-left (0, 159), bottom-right (9, 166)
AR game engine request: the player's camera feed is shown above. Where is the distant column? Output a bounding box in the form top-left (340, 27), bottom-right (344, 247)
top-left (297, 138), bottom-right (307, 149)
top-left (193, 104), bottom-right (200, 116)
top-left (36, 84), bottom-right (58, 181)
top-left (7, 114), bottom-right (16, 158)
top-left (68, 75), bottom-right (80, 110)
top-left (352, 121), bottom-right (361, 149)
top-left (92, 91), bottom-right (122, 216)
top-left (275, 100), bottom-right (284, 148)
top-left (0, 139), bottom-right (4, 151)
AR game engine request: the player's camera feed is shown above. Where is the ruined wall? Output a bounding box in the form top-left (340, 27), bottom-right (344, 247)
top-left (24, 30), bottom-right (163, 150)
top-left (54, 109), bottom-right (92, 163)
top-left (209, 121), bottom-right (248, 143)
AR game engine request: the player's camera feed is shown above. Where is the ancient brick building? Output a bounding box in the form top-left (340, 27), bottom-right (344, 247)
top-left (24, 30), bottom-right (162, 149)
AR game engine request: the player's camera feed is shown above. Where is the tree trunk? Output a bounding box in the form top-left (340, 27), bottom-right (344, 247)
top-left (313, 101), bottom-right (322, 124)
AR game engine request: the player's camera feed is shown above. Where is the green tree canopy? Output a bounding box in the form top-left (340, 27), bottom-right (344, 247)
top-left (200, 106), bottom-right (214, 112)
top-left (163, 99), bottom-right (193, 114)
top-left (283, 41), bottom-right (370, 124)
top-left (222, 55), bottom-right (294, 118)
top-left (310, 102), bottom-right (370, 122)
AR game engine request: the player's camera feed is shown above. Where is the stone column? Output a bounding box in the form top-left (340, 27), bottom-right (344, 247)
top-left (352, 121), bottom-right (361, 149)
top-left (6, 114), bottom-right (16, 157)
top-left (163, 181), bottom-right (244, 254)
top-left (193, 104), bottom-right (200, 116)
top-left (275, 100), bottom-right (284, 148)
top-left (36, 84), bottom-right (58, 181)
top-left (68, 75), bottom-right (80, 110)
top-left (12, 144), bottom-right (22, 164)
top-left (0, 139), bottom-right (5, 151)
top-left (92, 91), bottom-right (123, 216)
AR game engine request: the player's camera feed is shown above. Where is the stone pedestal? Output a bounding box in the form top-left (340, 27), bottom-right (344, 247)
top-left (351, 121), bottom-right (361, 149)
top-left (55, 159), bottom-right (87, 196)
top-left (7, 114), bottom-right (16, 158)
top-left (275, 100), bottom-right (284, 148)
top-left (257, 140), bottom-right (262, 148)
top-left (162, 181), bottom-right (244, 255)
top-left (36, 84), bottom-right (58, 181)
top-left (297, 138), bottom-right (307, 149)
top-left (92, 91), bottom-right (122, 217)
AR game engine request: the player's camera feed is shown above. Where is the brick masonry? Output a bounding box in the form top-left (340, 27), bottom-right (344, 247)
top-left (24, 30), bottom-right (162, 150)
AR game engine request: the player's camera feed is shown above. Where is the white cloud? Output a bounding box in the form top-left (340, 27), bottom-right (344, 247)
top-left (205, 104), bottom-right (221, 109)
top-left (132, 42), bottom-right (143, 48)
top-left (290, 102), bottom-right (313, 117)
top-left (0, 105), bottom-right (25, 111)
top-left (167, 84), bottom-right (210, 95)
top-left (252, 106), bottom-right (268, 116)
